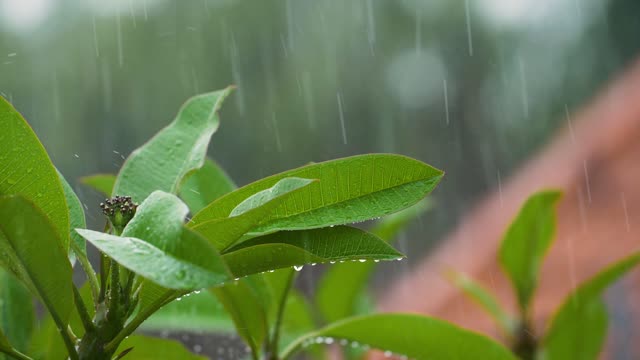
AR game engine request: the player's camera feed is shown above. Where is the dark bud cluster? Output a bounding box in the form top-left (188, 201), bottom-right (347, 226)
top-left (100, 195), bottom-right (138, 233)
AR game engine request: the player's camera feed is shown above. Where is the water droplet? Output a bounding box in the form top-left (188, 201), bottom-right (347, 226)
top-left (358, 259), bottom-right (367, 263)
top-left (294, 265), bottom-right (304, 271)
top-left (176, 269), bottom-right (186, 279)
top-left (374, 259), bottom-right (380, 263)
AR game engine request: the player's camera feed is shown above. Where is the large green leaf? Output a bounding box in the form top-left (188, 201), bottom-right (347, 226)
top-left (112, 87), bottom-right (234, 203)
top-left (116, 335), bottom-right (207, 360)
top-left (0, 97), bottom-right (69, 251)
top-left (222, 226), bottom-right (403, 277)
top-left (77, 228), bottom-right (229, 290)
top-left (77, 191), bottom-right (231, 289)
top-left (189, 154), bottom-right (443, 237)
top-left (0, 196), bottom-right (73, 331)
top-left (499, 190), bottom-right (562, 311)
top-left (446, 271), bottom-right (516, 336)
top-left (281, 314), bottom-right (518, 360)
top-left (315, 200), bottom-right (429, 323)
top-left (540, 252), bottom-right (640, 360)
top-left (79, 174), bottom-right (116, 196)
top-left (211, 279), bottom-right (268, 358)
top-left (190, 178), bottom-right (316, 250)
top-left (57, 170), bottom-right (87, 260)
top-left (0, 269), bottom-right (34, 357)
top-left (179, 158), bottom-right (236, 214)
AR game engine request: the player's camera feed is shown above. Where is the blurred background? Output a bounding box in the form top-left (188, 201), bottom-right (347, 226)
top-left (1, 0), bottom-right (639, 357)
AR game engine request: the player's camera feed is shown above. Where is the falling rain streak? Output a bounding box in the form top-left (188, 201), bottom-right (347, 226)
top-left (337, 92), bottom-right (347, 144)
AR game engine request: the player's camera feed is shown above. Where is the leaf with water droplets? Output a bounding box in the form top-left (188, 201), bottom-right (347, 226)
top-left (189, 177), bottom-right (316, 251)
top-left (77, 228), bottom-right (230, 290)
top-left (281, 314), bottom-right (518, 360)
top-left (315, 200), bottom-right (430, 324)
top-left (222, 226), bottom-right (403, 278)
top-left (77, 191), bottom-right (231, 290)
top-left (79, 173), bottom-right (116, 196)
top-left (112, 87), bottom-right (234, 203)
top-left (189, 154), bottom-right (443, 238)
top-left (0, 97), bottom-right (69, 251)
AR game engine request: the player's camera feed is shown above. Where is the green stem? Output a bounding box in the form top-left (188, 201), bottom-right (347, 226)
top-left (53, 316), bottom-right (79, 360)
top-left (103, 290), bottom-right (186, 352)
top-left (108, 261), bottom-right (120, 318)
top-left (269, 270), bottom-right (297, 360)
top-left (98, 253), bottom-right (110, 302)
top-left (72, 285), bottom-right (95, 332)
top-left (1, 349), bottom-right (33, 360)
top-left (71, 242), bottom-right (100, 301)
top-left (279, 332), bottom-right (313, 360)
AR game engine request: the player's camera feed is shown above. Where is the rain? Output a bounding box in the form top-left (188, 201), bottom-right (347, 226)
top-left (1, 0), bottom-right (639, 358)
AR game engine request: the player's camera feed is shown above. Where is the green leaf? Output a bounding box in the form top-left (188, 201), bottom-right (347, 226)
top-left (222, 226), bottom-right (404, 277)
top-left (57, 170), bottom-right (87, 261)
top-left (540, 252), bottom-right (640, 360)
top-left (113, 87), bottom-right (234, 203)
top-left (79, 174), bottom-right (116, 197)
top-left (190, 177), bottom-right (316, 251)
top-left (0, 97), bottom-right (69, 251)
top-left (315, 200), bottom-right (430, 324)
top-left (0, 196), bottom-right (73, 332)
top-left (281, 314), bottom-right (518, 360)
top-left (499, 190), bottom-right (562, 311)
top-left (0, 269), bottom-right (34, 356)
top-left (211, 280), bottom-right (268, 358)
top-left (190, 154), bottom-right (443, 237)
top-left (446, 271), bottom-right (516, 336)
top-left (77, 228), bottom-right (229, 290)
top-left (77, 191), bottom-right (232, 289)
top-left (179, 158), bottom-right (236, 214)
top-left (141, 291), bottom-right (234, 333)
top-left (116, 335), bottom-right (207, 360)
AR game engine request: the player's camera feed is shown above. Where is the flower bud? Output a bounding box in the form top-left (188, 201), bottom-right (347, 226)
top-left (100, 195), bottom-right (137, 234)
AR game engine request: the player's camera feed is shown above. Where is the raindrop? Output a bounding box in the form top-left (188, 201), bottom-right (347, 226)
top-left (293, 265), bottom-right (304, 272)
top-left (336, 92), bottom-right (347, 144)
top-left (358, 259), bottom-right (367, 263)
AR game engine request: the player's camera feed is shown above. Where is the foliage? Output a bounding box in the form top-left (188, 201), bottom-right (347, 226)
top-left (450, 190), bottom-right (640, 360)
top-left (1, 86), bottom-right (632, 360)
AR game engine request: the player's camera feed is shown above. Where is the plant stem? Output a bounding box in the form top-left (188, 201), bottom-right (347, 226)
top-left (103, 289), bottom-right (186, 352)
top-left (108, 261), bottom-right (120, 318)
top-left (268, 270), bottom-right (297, 360)
top-left (2, 349), bottom-right (33, 360)
top-left (54, 317), bottom-right (79, 360)
top-left (71, 242), bottom-right (100, 301)
top-left (72, 285), bottom-right (96, 333)
top-left (98, 253), bottom-right (110, 302)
